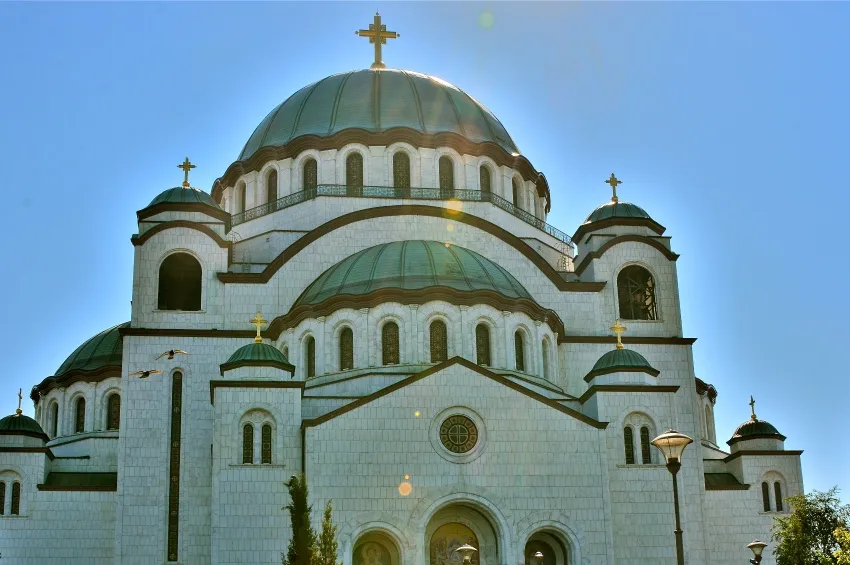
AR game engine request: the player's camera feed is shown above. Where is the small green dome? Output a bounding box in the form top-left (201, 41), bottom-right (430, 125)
top-left (220, 342), bottom-right (294, 375)
top-left (584, 348), bottom-right (660, 382)
top-left (295, 240), bottom-right (531, 308)
top-left (55, 322), bottom-right (129, 377)
top-left (0, 413), bottom-right (48, 441)
top-left (584, 201), bottom-right (652, 224)
top-left (146, 187), bottom-right (223, 209)
top-left (728, 418), bottom-right (786, 445)
top-left (239, 69), bottom-right (519, 161)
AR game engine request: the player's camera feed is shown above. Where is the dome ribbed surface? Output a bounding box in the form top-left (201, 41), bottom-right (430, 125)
top-left (729, 419), bottom-right (786, 445)
top-left (55, 322), bottom-right (129, 377)
top-left (295, 241), bottom-right (531, 308)
top-left (584, 201), bottom-right (652, 224)
top-left (239, 69), bottom-right (519, 160)
top-left (220, 342), bottom-right (294, 375)
top-left (585, 348), bottom-right (659, 380)
top-left (0, 413), bottom-right (47, 440)
top-left (146, 187), bottom-right (222, 209)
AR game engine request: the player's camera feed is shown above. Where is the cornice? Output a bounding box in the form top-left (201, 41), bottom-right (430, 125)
top-left (578, 384), bottom-right (680, 405)
top-left (573, 217), bottom-right (666, 243)
top-left (210, 380), bottom-right (305, 404)
top-left (723, 450), bottom-right (803, 463)
top-left (559, 336), bottom-right (696, 345)
top-left (574, 235), bottom-right (679, 276)
top-left (0, 446), bottom-right (54, 460)
top-left (137, 202), bottom-right (231, 224)
top-left (583, 365), bottom-right (661, 384)
top-left (30, 365), bottom-right (122, 402)
top-left (218, 359), bottom-right (296, 377)
top-left (212, 128), bottom-right (551, 211)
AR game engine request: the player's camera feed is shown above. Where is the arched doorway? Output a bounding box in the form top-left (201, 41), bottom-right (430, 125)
top-left (353, 531), bottom-right (401, 565)
top-left (426, 504), bottom-right (499, 565)
top-left (524, 530), bottom-right (570, 565)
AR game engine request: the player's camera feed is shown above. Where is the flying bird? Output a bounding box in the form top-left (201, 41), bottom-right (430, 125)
top-left (128, 370), bottom-right (164, 379)
top-left (156, 349), bottom-right (189, 360)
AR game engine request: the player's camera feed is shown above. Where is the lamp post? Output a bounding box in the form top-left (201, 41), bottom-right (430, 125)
top-left (533, 551), bottom-right (544, 565)
top-left (455, 544), bottom-right (477, 565)
top-left (651, 429), bottom-right (694, 565)
top-left (747, 540), bottom-right (767, 564)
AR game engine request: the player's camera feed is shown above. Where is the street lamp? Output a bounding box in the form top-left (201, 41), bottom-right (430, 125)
top-left (747, 540), bottom-right (767, 564)
top-left (651, 429), bottom-right (694, 565)
top-left (455, 544), bottom-right (477, 565)
top-left (533, 551), bottom-right (544, 565)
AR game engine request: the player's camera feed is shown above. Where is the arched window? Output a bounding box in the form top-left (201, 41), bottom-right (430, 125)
top-left (479, 165), bottom-right (491, 199)
top-left (305, 336), bottom-right (316, 379)
top-left (303, 158), bottom-right (318, 190)
top-left (346, 152), bottom-right (364, 195)
top-left (0, 482), bottom-right (5, 515)
top-left (439, 156), bottom-right (454, 194)
top-left (49, 402), bottom-right (58, 438)
top-left (237, 182), bottom-right (247, 214)
top-left (762, 482), bottom-right (771, 512)
top-left (340, 327), bottom-right (354, 371)
top-left (617, 265), bottom-right (658, 320)
top-left (11, 482), bottom-right (20, 515)
top-left (393, 151), bottom-right (411, 194)
top-left (267, 169), bottom-right (278, 204)
top-left (475, 324), bottom-right (491, 367)
top-left (158, 252), bottom-right (202, 311)
top-left (74, 397), bottom-right (85, 434)
top-left (512, 178), bottom-right (521, 208)
top-left (514, 331), bottom-right (525, 372)
top-left (640, 426), bottom-right (652, 464)
top-left (107, 394), bottom-right (120, 431)
top-left (242, 423), bottom-right (254, 464)
top-left (542, 338), bottom-right (551, 379)
top-left (382, 322), bottom-right (400, 365)
top-left (430, 320), bottom-right (448, 363)
top-left (774, 482), bottom-right (783, 512)
top-left (261, 424), bottom-right (272, 464)
top-left (624, 427), bottom-right (635, 464)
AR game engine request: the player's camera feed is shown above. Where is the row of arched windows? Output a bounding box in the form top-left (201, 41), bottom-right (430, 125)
top-left (296, 320), bottom-right (552, 379)
top-left (762, 481), bottom-right (784, 512)
top-left (242, 423), bottom-right (273, 465)
top-left (45, 392), bottom-right (120, 439)
top-left (0, 481), bottom-right (21, 515)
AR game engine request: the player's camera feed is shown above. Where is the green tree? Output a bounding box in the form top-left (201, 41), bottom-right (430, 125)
top-left (835, 527), bottom-right (850, 565)
top-left (772, 487), bottom-right (850, 565)
top-left (313, 501), bottom-right (342, 565)
top-left (282, 474), bottom-right (316, 565)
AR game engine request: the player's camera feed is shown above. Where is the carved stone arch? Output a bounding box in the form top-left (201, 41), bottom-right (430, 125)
top-left (512, 322), bottom-right (534, 374)
top-left (337, 143), bottom-right (371, 187)
top-left (98, 384), bottom-right (122, 431)
top-left (376, 313), bottom-right (404, 366)
top-left (472, 313), bottom-right (499, 368)
top-left (477, 157), bottom-right (499, 194)
top-left (621, 410), bottom-right (660, 465)
top-left (614, 261), bottom-right (662, 322)
top-left (297, 328), bottom-right (319, 379)
top-left (66, 388), bottom-right (89, 434)
top-left (434, 147), bottom-right (463, 191)
top-left (294, 149), bottom-right (322, 190)
top-left (514, 516), bottom-right (586, 565)
top-left (340, 517), bottom-right (412, 565)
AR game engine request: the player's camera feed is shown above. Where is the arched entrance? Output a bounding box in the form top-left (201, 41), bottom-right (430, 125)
top-left (524, 530), bottom-right (570, 565)
top-left (353, 531), bottom-right (401, 565)
top-left (426, 504), bottom-right (500, 565)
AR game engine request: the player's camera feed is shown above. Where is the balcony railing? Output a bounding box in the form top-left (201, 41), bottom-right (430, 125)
top-left (230, 184), bottom-right (573, 246)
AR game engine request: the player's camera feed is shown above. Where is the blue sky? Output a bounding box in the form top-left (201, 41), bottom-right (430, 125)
top-left (0, 2), bottom-right (847, 499)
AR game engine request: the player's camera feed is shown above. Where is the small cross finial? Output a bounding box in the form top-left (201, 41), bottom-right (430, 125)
top-left (749, 395), bottom-right (757, 421)
top-left (250, 311), bottom-right (268, 343)
top-left (610, 320), bottom-right (627, 350)
top-left (356, 12), bottom-right (399, 69)
top-left (16, 388), bottom-right (22, 415)
top-left (178, 157), bottom-right (196, 188)
top-left (605, 173), bottom-right (621, 203)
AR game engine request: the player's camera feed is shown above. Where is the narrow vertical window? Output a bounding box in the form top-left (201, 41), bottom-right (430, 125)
top-left (267, 169), bottom-right (278, 204)
top-left (479, 165), bottom-right (491, 199)
top-left (0, 482), bottom-right (5, 515)
top-left (430, 320), bottom-right (448, 363)
top-left (238, 182), bottom-right (247, 214)
top-left (640, 426), bottom-right (651, 464)
top-left (512, 178), bottom-right (521, 208)
top-left (774, 482), bottom-right (783, 512)
top-left (340, 327), bottom-right (354, 371)
top-left (624, 427), bottom-right (635, 464)
top-left (382, 322), bottom-right (400, 365)
top-left (542, 339), bottom-right (551, 379)
top-left (393, 151), bottom-right (411, 194)
top-left (475, 324), bottom-right (491, 367)
top-left (762, 482), bottom-right (771, 512)
top-left (514, 331), bottom-right (525, 372)
top-left (305, 336), bottom-right (316, 379)
top-left (50, 402), bottom-right (58, 438)
top-left (10, 482), bottom-right (20, 515)
top-left (74, 397), bottom-right (85, 433)
top-left (242, 424), bottom-right (254, 464)
top-left (617, 265), bottom-right (658, 321)
top-left (303, 158), bottom-right (318, 190)
top-left (439, 156), bottom-right (454, 194)
top-left (346, 152), bottom-right (363, 194)
top-left (107, 394), bottom-right (121, 431)
top-left (261, 424), bottom-right (272, 464)
top-left (167, 372), bottom-right (183, 561)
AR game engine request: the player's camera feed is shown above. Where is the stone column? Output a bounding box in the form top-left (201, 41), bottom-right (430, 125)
top-left (459, 305), bottom-right (469, 361)
top-left (360, 308), bottom-right (371, 367)
top-left (533, 320), bottom-right (544, 378)
top-left (408, 305), bottom-right (420, 364)
top-left (317, 316), bottom-right (326, 376)
top-left (502, 311), bottom-right (513, 370)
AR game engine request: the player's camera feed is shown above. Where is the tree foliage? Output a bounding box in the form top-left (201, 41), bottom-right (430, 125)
top-left (772, 487), bottom-right (850, 565)
top-left (314, 500), bottom-right (343, 565)
top-left (835, 527), bottom-right (850, 565)
top-left (281, 474), bottom-right (341, 565)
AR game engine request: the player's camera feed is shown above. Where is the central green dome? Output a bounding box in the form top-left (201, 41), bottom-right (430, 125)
top-left (295, 240), bottom-right (531, 307)
top-left (239, 69), bottom-right (519, 160)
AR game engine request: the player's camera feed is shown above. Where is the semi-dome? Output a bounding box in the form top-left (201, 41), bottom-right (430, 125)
top-left (295, 240), bottom-right (531, 308)
top-left (146, 187), bottom-right (222, 209)
top-left (220, 342), bottom-right (294, 375)
top-left (728, 418), bottom-right (786, 445)
top-left (0, 413), bottom-right (48, 441)
top-left (584, 348), bottom-right (660, 381)
top-left (239, 69), bottom-right (519, 161)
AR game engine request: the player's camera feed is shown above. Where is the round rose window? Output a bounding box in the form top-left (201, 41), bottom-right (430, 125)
top-left (439, 415), bottom-right (479, 453)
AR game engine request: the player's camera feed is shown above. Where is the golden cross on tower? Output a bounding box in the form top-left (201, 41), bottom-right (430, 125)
top-left (356, 12), bottom-right (399, 70)
top-left (250, 311), bottom-right (268, 343)
top-left (178, 157), bottom-right (196, 188)
top-left (16, 388), bottom-right (23, 415)
top-left (749, 395), bottom-right (757, 421)
top-left (605, 173), bottom-right (622, 203)
top-left (610, 320), bottom-right (627, 350)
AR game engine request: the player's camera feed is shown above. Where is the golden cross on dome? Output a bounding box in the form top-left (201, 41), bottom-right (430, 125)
top-left (250, 311), bottom-right (268, 343)
top-left (178, 157), bottom-right (196, 188)
top-left (749, 395), bottom-right (757, 421)
top-left (605, 173), bottom-right (622, 203)
top-left (356, 12), bottom-right (399, 70)
top-left (610, 320), bottom-right (627, 350)
top-left (16, 388), bottom-right (22, 415)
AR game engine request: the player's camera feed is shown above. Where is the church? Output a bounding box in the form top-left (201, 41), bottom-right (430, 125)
top-left (0, 14), bottom-right (804, 565)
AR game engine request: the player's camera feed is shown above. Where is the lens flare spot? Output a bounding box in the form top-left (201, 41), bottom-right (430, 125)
top-left (479, 11), bottom-right (495, 29)
top-left (404, 474), bottom-right (410, 480)
top-left (414, 411), bottom-right (421, 417)
top-left (398, 481), bottom-right (412, 496)
top-left (446, 199), bottom-right (463, 214)
top-left (446, 224), bottom-right (454, 232)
